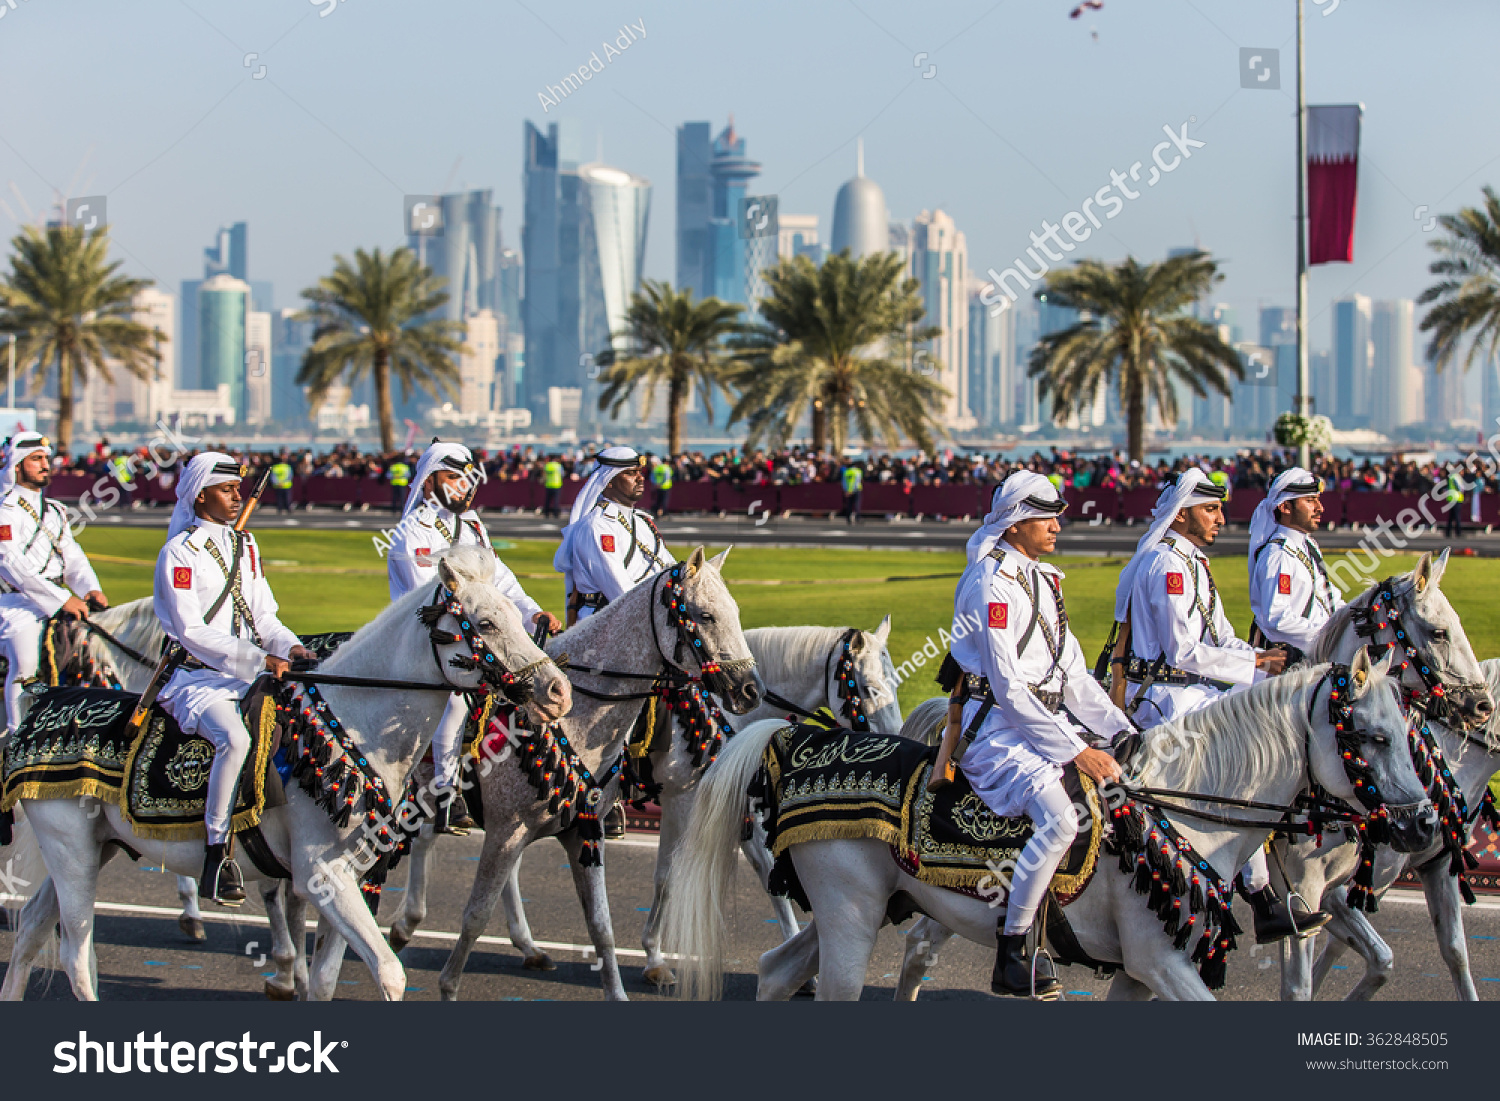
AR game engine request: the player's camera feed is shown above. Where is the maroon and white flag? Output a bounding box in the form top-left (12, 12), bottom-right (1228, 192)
top-left (1308, 104), bottom-right (1362, 265)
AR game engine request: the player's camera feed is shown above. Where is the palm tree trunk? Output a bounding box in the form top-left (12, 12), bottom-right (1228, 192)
top-left (810, 400), bottom-right (826, 453)
top-left (374, 349), bottom-right (394, 452)
top-left (56, 348), bottom-right (73, 454)
top-left (667, 370), bottom-right (684, 458)
top-left (1125, 363), bottom-right (1146, 463)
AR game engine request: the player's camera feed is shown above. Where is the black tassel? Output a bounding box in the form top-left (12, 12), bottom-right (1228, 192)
top-left (1133, 854), bottom-right (1151, 895)
top-left (1190, 930), bottom-right (1212, 965)
top-left (1189, 874), bottom-right (1205, 914)
top-left (1461, 875), bottom-right (1478, 905)
top-left (1163, 899), bottom-right (1181, 940)
top-left (1200, 949), bottom-right (1228, 990)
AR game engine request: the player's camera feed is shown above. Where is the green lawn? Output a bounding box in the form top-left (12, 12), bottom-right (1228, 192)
top-left (76, 527), bottom-right (1497, 715)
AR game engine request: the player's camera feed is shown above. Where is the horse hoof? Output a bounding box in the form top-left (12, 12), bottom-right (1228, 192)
top-left (264, 981), bottom-right (296, 1001)
top-left (792, 980), bottom-right (817, 999)
top-left (522, 952), bottom-right (556, 972)
top-left (179, 916), bottom-right (207, 942)
top-left (388, 927), bottom-right (410, 953)
top-left (643, 965), bottom-right (677, 989)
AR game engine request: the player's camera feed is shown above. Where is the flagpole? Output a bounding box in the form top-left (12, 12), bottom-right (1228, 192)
top-left (1295, 0), bottom-right (1311, 470)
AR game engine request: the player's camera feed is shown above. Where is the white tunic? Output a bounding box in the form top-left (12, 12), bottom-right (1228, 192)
top-left (1249, 525), bottom-right (1343, 652)
top-left (1126, 534), bottom-right (1257, 728)
top-left (951, 542), bottom-right (1132, 818)
top-left (154, 523), bottom-right (301, 738)
top-left (0, 484), bottom-right (101, 628)
top-left (386, 500), bottom-right (543, 623)
top-left (561, 499), bottom-right (675, 620)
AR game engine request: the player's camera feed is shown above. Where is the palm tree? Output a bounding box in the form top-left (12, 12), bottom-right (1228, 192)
top-left (596, 281), bottom-right (744, 456)
top-left (1418, 185), bottom-right (1500, 373)
top-left (1026, 251), bottom-right (1243, 461)
top-left (296, 247), bottom-right (467, 451)
top-left (0, 224), bottom-right (158, 452)
top-left (728, 251), bottom-right (949, 454)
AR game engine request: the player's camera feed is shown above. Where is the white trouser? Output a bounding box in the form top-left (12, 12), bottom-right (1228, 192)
top-left (0, 611), bottom-right (44, 734)
top-left (199, 699), bottom-right (251, 846)
top-left (1241, 846), bottom-right (1270, 893)
top-left (430, 694), bottom-right (468, 790)
top-left (1003, 781), bottom-right (1081, 935)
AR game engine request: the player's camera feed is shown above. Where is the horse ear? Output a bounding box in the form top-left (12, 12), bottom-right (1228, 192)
top-left (1419, 547), bottom-right (1450, 592)
top-left (1370, 649), bottom-right (1397, 681)
top-left (709, 546), bottom-right (732, 571)
top-left (873, 614), bottom-right (892, 644)
top-left (1413, 550), bottom-right (1436, 594)
top-left (437, 554), bottom-right (460, 592)
top-left (685, 546), bottom-right (705, 579)
top-left (1349, 646), bottom-right (1373, 697)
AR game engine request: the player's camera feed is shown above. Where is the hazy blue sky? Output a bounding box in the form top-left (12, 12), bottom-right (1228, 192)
top-left (2, 0), bottom-right (1495, 352)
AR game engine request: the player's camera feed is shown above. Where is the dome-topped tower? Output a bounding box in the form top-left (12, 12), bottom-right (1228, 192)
top-left (830, 138), bottom-right (888, 258)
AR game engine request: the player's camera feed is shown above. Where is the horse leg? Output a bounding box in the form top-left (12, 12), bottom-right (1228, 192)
top-left (388, 825), bottom-right (434, 953)
top-left (741, 814), bottom-right (813, 996)
top-left (1310, 930), bottom-right (1351, 997)
top-left (1105, 972), bottom-right (1154, 1000)
top-left (556, 828), bottom-right (628, 1001)
top-left (791, 840), bottom-right (892, 1001)
top-left (1323, 892), bottom-right (1394, 1000)
top-left (437, 827), bottom-right (530, 1002)
top-left (307, 916), bottom-right (348, 1002)
top-left (1281, 932), bottom-right (1318, 1001)
top-left (1417, 857), bottom-right (1479, 1001)
top-left (43, 847), bottom-right (102, 1001)
top-left (641, 786), bottom-right (690, 989)
top-left (757, 921), bottom-right (820, 1001)
top-left (285, 885), bottom-right (311, 999)
top-left (301, 867), bottom-right (405, 1000)
top-left (500, 854), bottom-right (553, 971)
top-left (0, 876), bottom-right (59, 1000)
top-left (894, 917), bottom-right (955, 1001)
top-left (176, 876), bottom-right (205, 941)
top-left (262, 880), bottom-right (299, 1000)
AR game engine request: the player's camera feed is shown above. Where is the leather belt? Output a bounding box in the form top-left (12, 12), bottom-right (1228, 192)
top-left (1124, 655), bottom-right (1233, 692)
top-left (960, 673), bottom-right (1062, 713)
top-left (569, 592), bottom-right (608, 613)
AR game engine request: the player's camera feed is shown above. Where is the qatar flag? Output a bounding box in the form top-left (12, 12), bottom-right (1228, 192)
top-left (1308, 104), bottom-right (1362, 265)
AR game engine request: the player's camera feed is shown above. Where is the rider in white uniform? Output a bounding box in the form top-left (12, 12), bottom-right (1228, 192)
top-left (154, 453), bottom-right (310, 905)
top-left (1248, 467), bottom-right (1344, 663)
top-left (553, 446), bottom-right (675, 626)
top-left (950, 472), bottom-right (1130, 998)
top-left (0, 433), bottom-right (108, 734)
top-left (1113, 469), bottom-right (1326, 942)
top-left (387, 441), bottom-right (561, 833)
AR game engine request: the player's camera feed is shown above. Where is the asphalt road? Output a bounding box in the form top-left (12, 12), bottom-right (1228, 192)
top-left (3, 827), bottom-right (1497, 1002)
top-left (85, 503), bottom-right (1500, 557)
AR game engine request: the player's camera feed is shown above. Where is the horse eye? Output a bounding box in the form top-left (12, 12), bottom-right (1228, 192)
top-left (699, 611), bottom-right (716, 623)
top-left (1431, 629), bottom-right (1449, 642)
top-left (479, 620), bottom-right (496, 631)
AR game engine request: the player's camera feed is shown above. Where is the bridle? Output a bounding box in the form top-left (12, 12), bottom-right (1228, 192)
top-left (1352, 577), bottom-right (1488, 730)
top-left (418, 583), bottom-right (555, 707)
top-left (757, 628), bottom-right (881, 732)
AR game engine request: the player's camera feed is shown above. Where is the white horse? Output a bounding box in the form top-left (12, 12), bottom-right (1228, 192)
top-left (0, 547), bottom-right (571, 1000)
top-left (895, 550), bottom-right (1493, 999)
top-left (663, 649), bottom-right (1438, 1001)
top-left (1279, 657), bottom-right (1500, 1000)
top-left (272, 546), bottom-right (761, 1001)
top-left (382, 618), bottom-right (903, 991)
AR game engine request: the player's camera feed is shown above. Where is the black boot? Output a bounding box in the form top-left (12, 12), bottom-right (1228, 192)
top-left (1246, 885), bottom-right (1330, 943)
top-left (199, 843), bottom-right (246, 907)
top-left (433, 790), bottom-right (471, 836)
top-left (991, 928), bottom-right (1060, 999)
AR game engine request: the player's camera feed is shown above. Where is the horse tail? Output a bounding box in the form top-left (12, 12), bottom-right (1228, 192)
top-left (900, 695), bottom-right (949, 745)
top-left (662, 717), bottom-right (787, 1000)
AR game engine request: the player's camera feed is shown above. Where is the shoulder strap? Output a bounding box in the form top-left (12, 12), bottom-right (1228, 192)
top-left (1252, 535), bottom-right (1288, 566)
top-left (203, 533), bottom-right (244, 626)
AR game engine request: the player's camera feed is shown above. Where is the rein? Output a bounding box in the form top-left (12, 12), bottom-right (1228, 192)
top-left (79, 618), bottom-right (154, 668)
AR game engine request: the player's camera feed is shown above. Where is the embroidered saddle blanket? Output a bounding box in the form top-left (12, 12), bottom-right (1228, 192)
top-left (0, 682), bottom-right (286, 841)
top-left (753, 709), bottom-right (1102, 910)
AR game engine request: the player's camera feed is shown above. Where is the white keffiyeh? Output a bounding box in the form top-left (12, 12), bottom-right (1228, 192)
top-left (1113, 468), bottom-right (1225, 620)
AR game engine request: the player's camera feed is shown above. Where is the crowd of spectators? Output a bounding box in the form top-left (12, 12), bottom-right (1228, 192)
top-left (48, 438), bottom-right (1499, 502)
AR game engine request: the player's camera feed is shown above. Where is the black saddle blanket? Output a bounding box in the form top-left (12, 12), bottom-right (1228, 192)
top-left (1, 682), bottom-right (286, 841)
top-left (756, 710), bottom-right (1102, 909)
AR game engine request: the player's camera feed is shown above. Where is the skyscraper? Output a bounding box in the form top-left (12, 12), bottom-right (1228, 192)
top-left (406, 191), bottom-right (506, 323)
top-left (244, 309), bottom-right (272, 426)
top-left (706, 119), bottom-right (761, 306)
top-left (909, 209), bottom-right (972, 430)
top-left (830, 140), bottom-right (888, 258)
top-left (676, 121), bottom-right (713, 301)
top-left (1370, 299), bottom-right (1420, 435)
top-left (199, 274), bottom-right (249, 422)
top-left (182, 222), bottom-right (271, 390)
top-left (1333, 294), bottom-right (1373, 428)
top-left (458, 310), bottom-right (501, 415)
top-left (272, 308), bottom-right (314, 426)
top-left (969, 277), bottom-right (1015, 429)
top-left (521, 119), bottom-right (650, 425)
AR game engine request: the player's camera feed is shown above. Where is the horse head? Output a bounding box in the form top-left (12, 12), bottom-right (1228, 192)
top-left (843, 615), bottom-right (903, 736)
top-left (662, 546), bottom-right (760, 715)
top-left (1402, 550), bottom-right (1494, 728)
top-left (435, 547), bottom-right (571, 725)
top-left (1314, 647), bottom-right (1438, 853)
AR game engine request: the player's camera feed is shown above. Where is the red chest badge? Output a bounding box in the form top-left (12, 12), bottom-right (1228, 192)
top-left (172, 566), bottom-right (192, 590)
top-left (0, 525), bottom-right (10, 542)
top-left (1278, 573), bottom-right (1292, 595)
top-left (414, 547), bottom-right (431, 562)
top-left (601, 534), bottom-right (616, 553)
top-left (988, 602), bottom-right (1008, 629)
top-left (1165, 572), bottom-right (1185, 595)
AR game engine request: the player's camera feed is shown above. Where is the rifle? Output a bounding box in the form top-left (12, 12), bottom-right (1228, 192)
top-left (126, 467), bottom-right (272, 735)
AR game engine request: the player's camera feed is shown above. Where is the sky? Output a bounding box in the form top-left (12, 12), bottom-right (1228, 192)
top-left (1, 0), bottom-right (1496, 355)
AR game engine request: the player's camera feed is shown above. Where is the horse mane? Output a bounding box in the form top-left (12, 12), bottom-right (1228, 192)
top-left (88, 596), bottom-right (165, 666)
top-left (744, 625), bottom-right (843, 684)
top-left (1134, 663), bottom-right (1332, 795)
top-left (1304, 572), bottom-right (1402, 665)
